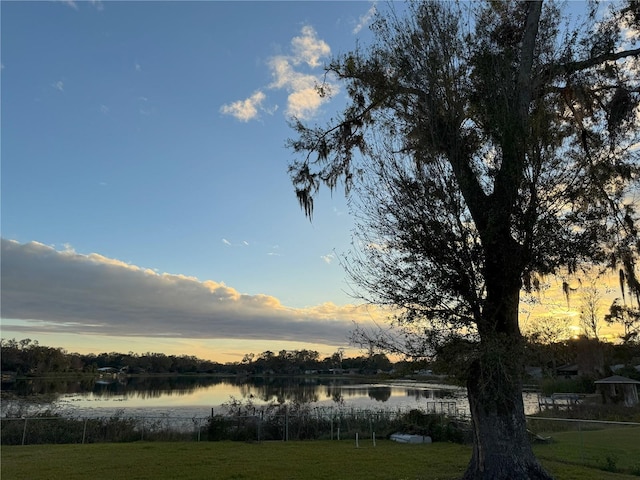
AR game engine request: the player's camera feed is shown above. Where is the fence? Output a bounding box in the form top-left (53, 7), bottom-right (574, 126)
top-left (208, 404), bottom-right (465, 443)
top-left (1, 402), bottom-right (464, 445)
top-left (526, 416), bottom-right (640, 476)
top-left (0, 415), bottom-right (209, 445)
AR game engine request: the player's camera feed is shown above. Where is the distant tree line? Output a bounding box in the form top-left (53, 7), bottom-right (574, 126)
top-left (0, 339), bottom-right (396, 377)
top-left (237, 349), bottom-right (394, 375)
top-left (0, 338), bottom-right (224, 376)
top-left (1, 337), bottom-right (638, 380)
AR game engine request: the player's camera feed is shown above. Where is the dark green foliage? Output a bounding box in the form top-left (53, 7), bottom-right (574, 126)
top-left (0, 409), bottom-right (200, 445)
top-left (204, 400), bottom-right (468, 444)
top-left (0, 410), bottom-right (140, 445)
top-left (615, 365), bottom-right (640, 382)
top-left (540, 376), bottom-right (596, 396)
top-left (385, 409), bottom-right (469, 443)
top-left (602, 455), bottom-right (619, 473)
top-left (0, 338), bottom-right (225, 375)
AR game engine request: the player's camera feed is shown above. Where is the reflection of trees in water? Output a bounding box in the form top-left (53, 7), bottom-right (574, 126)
top-left (5, 376), bottom-right (459, 407)
top-left (321, 385), bottom-right (455, 403)
top-left (405, 388), bottom-right (454, 401)
top-left (331, 391), bottom-right (344, 405)
top-left (91, 376), bottom-right (237, 399)
top-left (237, 378), bottom-right (320, 404)
top-left (5, 376), bottom-right (237, 399)
top-left (406, 388), bottom-right (431, 400)
top-left (5, 377), bottom-right (97, 398)
top-left (326, 385), bottom-right (386, 399)
top-left (368, 387), bottom-right (392, 402)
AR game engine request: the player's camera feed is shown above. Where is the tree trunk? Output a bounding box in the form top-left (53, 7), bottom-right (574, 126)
top-left (461, 243), bottom-right (553, 479)
top-left (463, 342), bottom-right (553, 479)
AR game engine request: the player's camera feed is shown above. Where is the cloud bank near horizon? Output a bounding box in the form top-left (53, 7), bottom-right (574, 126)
top-left (1, 239), bottom-right (377, 346)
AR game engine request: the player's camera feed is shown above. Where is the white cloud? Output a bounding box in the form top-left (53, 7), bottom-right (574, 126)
top-left (135, 63), bottom-right (142, 72)
top-left (267, 26), bottom-right (335, 119)
top-left (222, 238), bottom-right (232, 246)
top-left (220, 90), bottom-right (266, 122)
top-left (221, 25), bottom-right (336, 122)
top-left (321, 253), bottom-right (335, 264)
top-left (353, 3), bottom-right (376, 34)
top-left (52, 80), bottom-right (64, 92)
top-left (100, 104), bottom-right (109, 114)
top-left (287, 87), bottom-right (327, 120)
top-left (267, 55), bottom-right (327, 119)
top-left (291, 25), bottom-right (331, 68)
top-left (0, 239), bottom-right (375, 345)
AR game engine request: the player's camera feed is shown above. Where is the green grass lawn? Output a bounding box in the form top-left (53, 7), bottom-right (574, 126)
top-left (533, 426), bottom-right (640, 476)
top-left (3, 438), bottom-right (639, 480)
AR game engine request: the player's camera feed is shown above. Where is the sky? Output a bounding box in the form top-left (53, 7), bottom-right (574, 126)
top-left (0, 0), bottom-right (390, 362)
top-left (0, 1), bottom-right (626, 363)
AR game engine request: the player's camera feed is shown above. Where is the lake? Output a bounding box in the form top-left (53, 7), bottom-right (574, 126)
top-left (1, 375), bottom-right (541, 419)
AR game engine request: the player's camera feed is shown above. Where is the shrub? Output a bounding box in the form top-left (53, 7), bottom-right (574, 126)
top-left (383, 409), bottom-right (469, 444)
top-left (541, 376), bottom-right (596, 396)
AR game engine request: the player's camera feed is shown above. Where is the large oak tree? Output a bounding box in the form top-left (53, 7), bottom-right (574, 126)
top-left (288, 1), bottom-right (639, 479)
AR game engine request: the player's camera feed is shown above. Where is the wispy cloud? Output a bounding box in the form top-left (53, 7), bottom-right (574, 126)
top-left (353, 3), bottom-right (376, 34)
top-left (321, 253), bottom-right (335, 264)
top-left (221, 238), bottom-right (249, 247)
top-left (1, 239), bottom-right (376, 345)
top-left (52, 80), bottom-right (64, 92)
top-left (90, 0), bottom-right (104, 12)
top-left (60, 0), bottom-right (103, 11)
top-left (221, 25), bottom-right (335, 122)
top-left (61, 1), bottom-right (78, 10)
top-left (137, 96), bottom-right (156, 116)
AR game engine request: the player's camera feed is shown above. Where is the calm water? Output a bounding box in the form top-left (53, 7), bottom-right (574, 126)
top-left (1, 375), bottom-right (540, 418)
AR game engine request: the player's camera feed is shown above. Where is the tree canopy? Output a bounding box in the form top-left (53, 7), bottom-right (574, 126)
top-left (290, 1), bottom-right (639, 341)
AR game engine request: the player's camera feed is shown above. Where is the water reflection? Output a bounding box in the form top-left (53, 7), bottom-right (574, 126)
top-left (2, 375), bottom-right (473, 417)
top-left (368, 386), bottom-right (392, 402)
top-left (235, 377), bottom-right (321, 404)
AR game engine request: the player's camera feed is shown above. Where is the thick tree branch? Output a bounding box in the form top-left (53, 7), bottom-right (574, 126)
top-left (540, 47), bottom-right (640, 86)
top-left (492, 1), bottom-right (542, 220)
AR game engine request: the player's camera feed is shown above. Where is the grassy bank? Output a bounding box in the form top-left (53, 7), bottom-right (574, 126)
top-left (3, 438), bottom-right (639, 480)
top-left (533, 426), bottom-right (640, 475)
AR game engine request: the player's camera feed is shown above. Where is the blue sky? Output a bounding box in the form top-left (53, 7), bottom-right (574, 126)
top-left (1, 1), bottom-right (386, 361)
